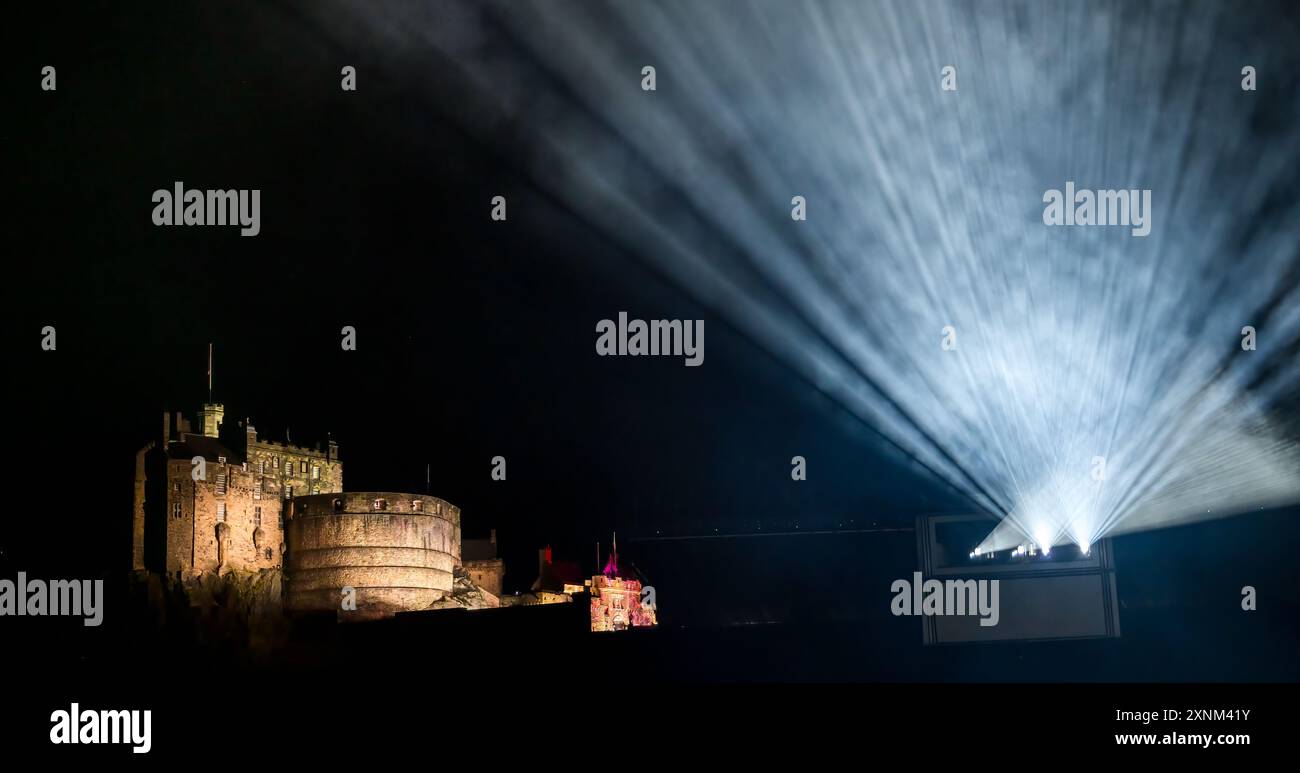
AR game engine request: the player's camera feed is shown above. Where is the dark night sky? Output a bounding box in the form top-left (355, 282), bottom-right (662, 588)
top-left (6, 1), bottom-right (968, 592)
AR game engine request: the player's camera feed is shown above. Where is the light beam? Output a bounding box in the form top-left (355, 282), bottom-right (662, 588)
top-left (313, 0), bottom-right (1300, 547)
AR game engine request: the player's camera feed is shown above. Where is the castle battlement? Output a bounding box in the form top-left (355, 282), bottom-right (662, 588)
top-left (249, 438), bottom-right (334, 458)
top-left (284, 492), bottom-right (464, 620)
top-left (287, 491), bottom-right (459, 524)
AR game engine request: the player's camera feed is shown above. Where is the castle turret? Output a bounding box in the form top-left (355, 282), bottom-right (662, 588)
top-left (198, 403), bottom-right (224, 438)
top-left (198, 342), bottom-right (223, 438)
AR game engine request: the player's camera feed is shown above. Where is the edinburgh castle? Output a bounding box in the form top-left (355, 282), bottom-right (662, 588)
top-left (130, 394), bottom-right (512, 619)
top-left (132, 400), bottom-right (342, 580)
top-left (129, 359), bottom-right (645, 627)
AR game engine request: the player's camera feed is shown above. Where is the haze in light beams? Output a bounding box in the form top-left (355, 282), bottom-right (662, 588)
top-left (320, 0), bottom-right (1300, 549)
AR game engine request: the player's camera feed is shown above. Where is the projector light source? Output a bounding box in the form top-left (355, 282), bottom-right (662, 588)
top-left (921, 514), bottom-right (1122, 643)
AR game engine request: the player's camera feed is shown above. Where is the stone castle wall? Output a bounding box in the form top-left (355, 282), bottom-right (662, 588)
top-left (245, 431), bottom-right (343, 500)
top-left (162, 428), bottom-right (343, 579)
top-left (166, 459), bottom-right (287, 577)
top-left (285, 492), bottom-right (462, 618)
top-left (464, 559), bottom-right (504, 596)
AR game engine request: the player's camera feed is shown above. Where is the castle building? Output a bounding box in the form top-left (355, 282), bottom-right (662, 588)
top-left (588, 535), bottom-right (657, 632)
top-left (505, 540), bottom-right (660, 628)
top-left (284, 492), bottom-right (461, 619)
top-left (130, 359), bottom-right (617, 625)
top-left (461, 529), bottom-right (505, 597)
top-left (589, 575), bottom-right (656, 632)
top-left (132, 399), bottom-right (342, 579)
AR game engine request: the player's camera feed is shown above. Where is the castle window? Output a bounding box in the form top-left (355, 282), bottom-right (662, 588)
top-left (216, 503), bottom-right (226, 522)
top-left (259, 459), bottom-right (266, 475)
top-left (172, 502), bottom-right (182, 519)
top-left (218, 456), bottom-right (226, 465)
top-left (333, 498), bottom-right (343, 513)
top-left (372, 498), bottom-right (388, 511)
top-left (215, 472), bottom-right (227, 495)
top-left (264, 548), bottom-right (273, 560)
top-left (254, 478), bottom-right (263, 500)
top-left (278, 509), bottom-right (285, 528)
top-left (286, 486), bottom-right (293, 500)
top-left (285, 461), bottom-right (292, 477)
top-left (254, 507), bottom-right (262, 527)
top-left (412, 500), bottom-right (423, 512)
top-left (300, 461), bottom-right (308, 474)
top-left (311, 465), bottom-right (320, 480)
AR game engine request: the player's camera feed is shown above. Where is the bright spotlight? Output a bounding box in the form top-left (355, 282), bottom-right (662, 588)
top-left (920, 514), bottom-right (1121, 643)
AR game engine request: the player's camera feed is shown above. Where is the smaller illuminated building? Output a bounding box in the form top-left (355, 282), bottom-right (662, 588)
top-left (589, 534), bottom-right (657, 632)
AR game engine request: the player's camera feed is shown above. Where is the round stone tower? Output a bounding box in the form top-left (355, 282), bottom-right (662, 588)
top-left (285, 492), bottom-right (461, 619)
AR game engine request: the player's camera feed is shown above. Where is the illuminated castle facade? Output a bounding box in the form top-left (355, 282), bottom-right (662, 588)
top-left (588, 537), bottom-right (657, 632)
top-left (130, 357), bottom-right (653, 627)
top-left (132, 399), bottom-right (343, 579)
